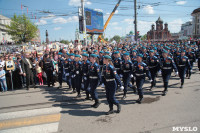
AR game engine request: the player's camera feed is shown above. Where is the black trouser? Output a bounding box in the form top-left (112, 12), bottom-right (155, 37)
top-left (26, 69), bottom-right (35, 88)
top-left (46, 70), bottom-right (54, 86)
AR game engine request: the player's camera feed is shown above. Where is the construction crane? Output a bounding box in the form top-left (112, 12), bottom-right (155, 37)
top-left (98, 0), bottom-right (122, 43)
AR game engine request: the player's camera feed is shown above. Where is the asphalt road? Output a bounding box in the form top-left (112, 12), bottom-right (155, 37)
top-left (0, 65), bottom-right (200, 133)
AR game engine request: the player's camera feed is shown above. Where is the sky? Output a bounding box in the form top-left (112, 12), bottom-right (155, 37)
top-left (0, 0), bottom-right (200, 42)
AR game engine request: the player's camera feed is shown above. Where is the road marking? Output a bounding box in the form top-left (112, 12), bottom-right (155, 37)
top-left (0, 113), bottom-right (61, 130)
top-left (0, 107), bottom-right (62, 121)
top-left (0, 122), bottom-right (59, 133)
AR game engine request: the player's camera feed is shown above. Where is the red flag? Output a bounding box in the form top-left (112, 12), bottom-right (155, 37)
top-left (21, 4), bottom-right (23, 10)
top-left (32, 12), bottom-right (33, 17)
top-left (27, 8), bottom-right (28, 14)
top-left (35, 15), bottom-right (36, 20)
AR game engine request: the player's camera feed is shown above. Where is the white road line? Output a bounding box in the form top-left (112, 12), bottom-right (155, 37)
top-left (0, 122), bottom-right (59, 133)
top-left (0, 107), bottom-right (62, 121)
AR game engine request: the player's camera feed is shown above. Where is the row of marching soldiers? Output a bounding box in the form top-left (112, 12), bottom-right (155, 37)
top-left (56, 43), bottom-right (199, 115)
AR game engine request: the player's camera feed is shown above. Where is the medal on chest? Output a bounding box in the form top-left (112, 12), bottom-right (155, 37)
top-left (138, 64), bottom-right (143, 70)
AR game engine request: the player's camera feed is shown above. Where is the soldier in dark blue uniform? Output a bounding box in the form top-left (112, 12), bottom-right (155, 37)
top-left (113, 51), bottom-right (123, 90)
top-left (176, 50), bottom-right (191, 88)
top-left (133, 54), bottom-right (152, 104)
top-left (160, 50), bottom-right (178, 96)
top-left (57, 52), bottom-right (64, 89)
top-left (69, 53), bottom-right (76, 93)
top-left (89, 54), bottom-right (101, 108)
top-left (121, 52), bottom-right (134, 99)
top-left (146, 50), bottom-right (160, 90)
top-left (186, 47), bottom-right (196, 79)
top-left (64, 54), bottom-right (73, 90)
top-left (82, 53), bottom-right (91, 100)
top-left (103, 55), bottom-right (123, 115)
top-left (74, 55), bottom-right (82, 97)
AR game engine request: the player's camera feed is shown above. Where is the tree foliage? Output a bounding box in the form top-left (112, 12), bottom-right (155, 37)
top-left (6, 14), bottom-right (38, 43)
top-left (112, 35), bottom-right (121, 43)
top-left (141, 34), bottom-right (147, 41)
top-left (60, 40), bottom-right (69, 44)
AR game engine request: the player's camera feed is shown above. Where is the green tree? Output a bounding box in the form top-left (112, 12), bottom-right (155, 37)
top-left (60, 40), bottom-right (69, 44)
top-left (6, 14), bottom-right (38, 43)
top-left (112, 35), bottom-right (121, 43)
top-left (141, 34), bottom-right (147, 41)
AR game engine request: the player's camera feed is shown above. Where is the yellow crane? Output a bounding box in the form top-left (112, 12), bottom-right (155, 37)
top-left (98, 0), bottom-right (122, 43)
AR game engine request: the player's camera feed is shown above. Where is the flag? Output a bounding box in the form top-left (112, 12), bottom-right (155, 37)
top-left (21, 4), bottom-right (23, 10)
top-left (35, 15), bottom-right (36, 20)
top-left (39, 19), bottom-right (40, 22)
top-left (27, 8), bottom-right (28, 14)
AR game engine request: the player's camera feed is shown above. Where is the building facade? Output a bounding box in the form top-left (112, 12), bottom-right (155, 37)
top-left (180, 21), bottom-right (193, 39)
top-left (191, 8), bottom-right (200, 38)
top-left (147, 17), bottom-right (171, 41)
top-left (0, 14), bottom-right (13, 44)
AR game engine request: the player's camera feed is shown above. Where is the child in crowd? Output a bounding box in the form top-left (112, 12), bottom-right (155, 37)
top-left (36, 63), bottom-right (43, 85)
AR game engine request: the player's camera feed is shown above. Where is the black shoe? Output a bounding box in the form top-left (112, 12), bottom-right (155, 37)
top-left (26, 87), bottom-right (29, 90)
top-left (57, 85), bottom-right (62, 89)
top-left (136, 98), bottom-right (143, 104)
top-left (91, 101), bottom-right (101, 108)
top-left (76, 94), bottom-right (81, 98)
top-left (162, 91), bottom-right (167, 96)
top-left (116, 104), bottom-right (121, 113)
top-left (71, 90), bottom-right (76, 94)
top-left (121, 95), bottom-right (126, 100)
top-left (33, 86), bottom-right (37, 88)
top-left (52, 84), bottom-right (55, 87)
top-left (48, 85), bottom-right (50, 87)
top-left (85, 97), bottom-right (91, 100)
top-left (105, 110), bottom-right (114, 115)
top-left (132, 86), bottom-right (137, 93)
top-left (180, 85), bottom-right (183, 89)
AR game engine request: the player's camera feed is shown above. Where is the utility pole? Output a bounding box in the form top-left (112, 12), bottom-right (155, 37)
top-left (81, 0), bottom-right (87, 46)
top-left (134, 0), bottom-right (137, 43)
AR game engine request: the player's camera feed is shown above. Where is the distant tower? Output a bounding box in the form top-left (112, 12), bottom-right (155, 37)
top-left (75, 28), bottom-right (80, 42)
top-left (156, 16), bottom-right (163, 31)
top-left (164, 23), bottom-right (168, 30)
top-left (151, 24), bottom-right (155, 30)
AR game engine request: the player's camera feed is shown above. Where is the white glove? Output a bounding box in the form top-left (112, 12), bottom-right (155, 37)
top-left (149, 79), bottom-right (153, 83)
top-left (101, 83), bottom-right (105, 88)
top-left (158, 70), bottom-right (161, 75)
top-left (120, 74), bottom-right (123, 78)
top-left (65, 73), bottom-right (69, 76)
top-left (76, 71), bottom-right (79, 74)
top-left (120, 86), bottom-right (124, 90)
top-left (130, 74), bottom-right (133, 78)
top-left (175, 72), bottom-right (178, 76)
top-left (84, 77), bottom-right (87, 80)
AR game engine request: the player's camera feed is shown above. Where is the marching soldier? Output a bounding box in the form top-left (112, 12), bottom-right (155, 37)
top-left (74, 55), bottom-right (82, 97)
top-left (102, 55), bottom-right (123, 115)
top-left (69, 53), bottom-right (76, 93)
top-left (176, 50), bottom-right (191, 88)
top-left (133, 54), bottom-right (152, 104)
top-left (146, 50), bottom-right (160, 90)
top-left (82, 53), bottom-right (91, 100)
top-left (89, 54), bottom-right (101, 108)
top-left (186, 47), bottom-right (196, 79)
top-left (160, 50), bottom-right (178, 96)
top-left (121, 52), bottom-right (134, 99)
